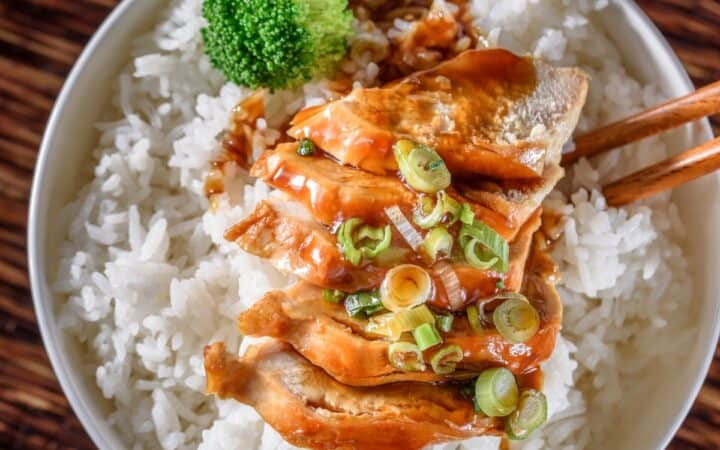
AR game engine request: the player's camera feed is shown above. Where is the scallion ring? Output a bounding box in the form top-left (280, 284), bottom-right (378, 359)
top-left (474, 367), bottom-right (519, 417)
top-left (436, 313), bottom-right (454, 333)
top-left (460, 203), bottom-right (475, 225)
top-left (323, 289), bottom-right (345, 303)
top-left (466, 304), bottom-right (483, 333)
top-left (380, 264), bottom-right (434, 312)
top-left (506, 390), bottom-right (548, 440)
top-left (412, 322), bottom-right (442, 351)
top-left (344, 290), bottom-right (384, 318)
top-left (413, 191), bottom-right (461, 228)
top-left (387, 305), bottom-right (436, 337)
top-left (463, 237), bottom-right (499, 270)
top-left (388, 342), bottom-right (426, 372)
top-left (393, 139), bottom-right (451, 194)
top-left (337, 218), bottom-right (392, 265)
top-left (429, 344), bottom-right (463, 374)
top-left (422, 227), bottom-right (454, 262)
top-left (493, 297), bottom-right (540, 343)
top-left (459, 220), bottom-right (509, 273)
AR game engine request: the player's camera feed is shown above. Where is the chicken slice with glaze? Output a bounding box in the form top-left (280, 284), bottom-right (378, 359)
top-left (225, 200), bottom-right (540, 308)
top-left (204, 340), bottom-right (501, 450)
top-left (251, 142), bottom-right (516, 239)
top-left (288, 49), bottom-right (588, 178)
top-left (236, 233), bottom-right (562, 387)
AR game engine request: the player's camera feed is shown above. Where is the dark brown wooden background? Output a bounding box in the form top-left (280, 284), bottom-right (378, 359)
top-left (0, 0), bottom-right (718, 449)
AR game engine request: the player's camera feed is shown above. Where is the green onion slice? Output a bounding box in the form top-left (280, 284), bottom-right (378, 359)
top-left (459, 220), bottom-right (509, 273)
top-left (413, 191), bottom-right (461, 229)
top-left (380, 264), bottom-right (433, 312)
top-left (414, 195), bottom-right (443, 229)
top-left (430, 344), bottom-right (464, 374)
top-left (297, 139), bottom-right (316, 156)
top-left (474, 367), bottom-right (519, 417)
top-left (436, 313), bottom-right (454, 333)
top-left (412, 323), bottom-right (442, 351)
top-left (466, 304), bottom-right (483, 334)
top-left (463, 238), bottom-right (499, 270)
top-left (323, 289), bottom-right (345, 303)
top-left (493, 297), bottom-right (540, 343)
top-left (460, 203), bottom-right (475, 225)
top-left (506, 390), bottom-right (548, 440)
top-left (387, 305), bottom-right (436, 337)
top-left (344, 290), bottom-right (383, 318)
top-left (337, 218), bottom-right (392, 265)
top-left (388, 342), bottom-right (426, 372)
top-left (374, 247), bottom-right (412, 267)
top-left (422, 227), bottom-right (454, 262)
top-left (366, 313), bottom-right (400, 339)
top-left (393, 139), bottom-right (451, 194)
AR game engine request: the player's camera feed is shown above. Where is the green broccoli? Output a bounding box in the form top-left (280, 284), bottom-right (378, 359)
top-left (201, 0), bottom-right (354, 90)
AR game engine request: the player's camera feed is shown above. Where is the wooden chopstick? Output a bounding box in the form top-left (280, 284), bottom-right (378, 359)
top-left (603, 136), bottom-right (720, 206)
top-left (562, 79), bottom-right (720, 166)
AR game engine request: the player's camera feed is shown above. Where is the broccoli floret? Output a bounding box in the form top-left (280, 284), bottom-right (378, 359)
top-left (201, 0), bottom-right (353, 90)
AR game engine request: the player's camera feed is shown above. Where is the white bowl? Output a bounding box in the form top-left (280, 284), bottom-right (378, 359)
top-left (28, 1), bottom-right (720, 449)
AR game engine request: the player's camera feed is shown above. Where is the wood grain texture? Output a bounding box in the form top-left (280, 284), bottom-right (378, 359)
top-left (0, 1), bottom-right (717, 449)
top-left (603, 136), bottom-right (720, 206)
top-left (563, 80), bottom-right (720, 165)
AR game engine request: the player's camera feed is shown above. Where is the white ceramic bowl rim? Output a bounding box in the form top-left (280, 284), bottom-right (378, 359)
top-left (28, 1), bottom-right (719, 449)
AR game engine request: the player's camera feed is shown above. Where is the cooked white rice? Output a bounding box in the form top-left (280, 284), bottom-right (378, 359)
top-left (53, 0), bottom-right (695, 449)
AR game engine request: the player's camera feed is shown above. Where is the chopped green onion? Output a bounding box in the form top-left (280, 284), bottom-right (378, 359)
top-left (466, 304), bottom-right (483, 333)
top-left (413, 191), bottom-right (461, 229)
top-left (496, 280), bottom-right (505, 289)
top-left (430, 344), bottom-right (464, 374)
top-left (422, 227), bottom-right (454, 262)
top-left (460, 203), bottom-right (475, 225)
top-left (388, 342), bottom-right (426, 371)
top-left (297, 139), bottom-right (316, 156)
top-left (344, 290), bottom-right (383, 318)
top-left (366, 313), bottom-right (401, 339)
top-left (474, 367), bottom-right (519, 417)
top-left (393, 139), bottom-right (451, 194)
top-left (380, 264), bottom-right (433, 312)
top-left (359, 225), bottom-right (392, 258)
top-left (374, 247), bottom-right (412, 267)
top-left (463, 238), bottom-right (499, 270)
top-left (323, 289), bottom-right (345, 303)
top-left (459, 220), bottom-right (509, 273)
top-left (337, 218), bottom-right (392, 265)
top-left (436, 313), bottom-right (454, 333)
top-left (444, 196), bottom-right (462, 223)
top-left (493, 297), bottom-right (540, 343)
top-left (414, 195), bottom-right (444, 228)
top-left (412, 323), bottom-right (442, 351)
top-left (387, 305), bottom-right (436, 337)
top-left (506, 390), bottom-right (548, 440)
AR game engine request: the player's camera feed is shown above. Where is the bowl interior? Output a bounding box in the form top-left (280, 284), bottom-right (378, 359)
top-left (29, 1), bottom-right (719, 449)
top-left (597, 3), bottom-right (718, 449)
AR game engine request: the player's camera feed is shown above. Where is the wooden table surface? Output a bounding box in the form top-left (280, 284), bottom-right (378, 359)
top-left (0, 1), bottom-right (718, 449)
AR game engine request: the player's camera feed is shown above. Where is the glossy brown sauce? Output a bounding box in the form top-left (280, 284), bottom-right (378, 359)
top-left (203, 91), bottom-right (265, 199)
top-left (350, 0), bottom-right (478, 81)
top-left (288, 49), bottom-right (542, 179)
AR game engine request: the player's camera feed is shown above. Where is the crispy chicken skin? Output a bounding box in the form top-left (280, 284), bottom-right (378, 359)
top-left (236, 233), bottom-right (561, 386)
top-left (288, 49), bottom-right (588, 178)
top-left (204, 340), bottom-right (501, 450)
top-left (224, 200), bottom-right (386, 293)
top-left (226, 201), bottom-right (541, 307)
